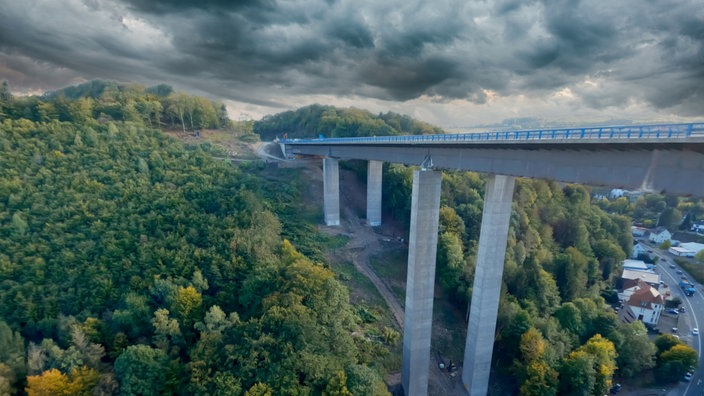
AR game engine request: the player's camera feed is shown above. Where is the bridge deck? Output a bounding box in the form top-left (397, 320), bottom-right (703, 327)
top-left (281, 122), bottom-right (704, 147)
top-left (280, 122), bottom-right (704, 197)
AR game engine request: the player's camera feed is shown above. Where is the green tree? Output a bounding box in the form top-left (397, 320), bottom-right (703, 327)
top-left (245, 382), bottom-right (273, 396)
top-left (437, 231), bottom-right (468, 303)
top-left (657, 207), bottom-right (681, 228)
top-left (0, 363), bottom-right (16, 395)
top-left (0, 80), bottom-right (11, 102)
top-left (114, 345), bottom-right (169, 396)
top-left (345, 365), bottom-right (389, 396)
top-left (0, 321), bottom-right (26, 383)
top-left (559, 350), bottom-right (596, 396)
top-left (151, 309), bottom-right (182, 352)
top-left (516, 328), bottom-right (558, 396)
top-left (553, 248), bottom-right (589, 302)
top-left (324, 370), bottom-right (352, 396)
top-left (615, 321), bottom-right (655, 377)
top-left (579, 334), bottom-right (617, 395)
top-left (555, 302), bottom-right (584, 336)
top-left (658, 344), bottom-right (697, 377)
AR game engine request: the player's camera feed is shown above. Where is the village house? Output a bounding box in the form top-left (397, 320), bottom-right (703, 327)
top-left (619, 279), bottom-right (664, 326)
top-left (649, 227), bottom-right (672, 244)
top-left (632, 243), bottom-right (649, 259)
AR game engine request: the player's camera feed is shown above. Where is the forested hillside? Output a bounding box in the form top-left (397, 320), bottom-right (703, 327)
top-left (0, 81), bottom-right (698, 395)
top-left (0, 80), bottom-right (232, 133)
top-left (0, 83), bottom-right (389, 395)
top-left (253, 104), bottom-right (444, 140)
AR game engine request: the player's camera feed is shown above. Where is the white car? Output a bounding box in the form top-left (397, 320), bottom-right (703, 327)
top-left (693, 328), bottom-right (700, 336)
top-left (685, 372), bottom-right (693, 381)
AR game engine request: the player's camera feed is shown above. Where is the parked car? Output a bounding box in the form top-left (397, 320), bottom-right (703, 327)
top-left (610, 383), bottom-right (622, 394)
top-left (667, 308), bottom-right (679, 315)
top-left (684, 372), bottom-right (693, 381)
top-left (679, 307), bottom-right (686, 313)
top-left (677, 270), bottom-right (683, 275)
top-left (670, 264), bottom-right (676, 268)
top-left (693, 328), bottom-right (699, 336)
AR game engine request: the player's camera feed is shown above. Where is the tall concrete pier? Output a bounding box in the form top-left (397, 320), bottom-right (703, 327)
top-left (323, 158), bottom-right (340, 226)
top-left (462, 174), bottom-right (515, 395)
top-left (402, 169), bottom-right (442, 396)
top-left (366, 160), bottom-right (383, 226)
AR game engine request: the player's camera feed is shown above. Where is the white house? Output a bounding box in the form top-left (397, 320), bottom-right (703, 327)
top-left (632, 243), bottom-right (649, 259)
top-left (649, 227), bottom-right (672, 244)
top-left (621, 280), bottom-right (664, 325)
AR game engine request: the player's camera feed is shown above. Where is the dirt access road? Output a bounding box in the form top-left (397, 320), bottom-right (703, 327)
top-left (296, 161), bottom-right (467, 396)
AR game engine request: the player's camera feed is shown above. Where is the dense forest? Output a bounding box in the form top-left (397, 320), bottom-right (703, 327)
top-left (253, 104), bottom-right (444, 140)
top-left (0, 82), bottom-right (389, 395)
top-left (596, 191), bottom-right (704, 234)
top-left (0, 81), bottom-right (699, 395)
top-left (0, 80), bottom-right (232, 134)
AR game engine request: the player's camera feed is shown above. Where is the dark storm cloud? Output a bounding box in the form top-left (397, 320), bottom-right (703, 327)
top-left (0, 0), bottom-right (702, 118)
top-left (120, 0), bottom-right (275, 15)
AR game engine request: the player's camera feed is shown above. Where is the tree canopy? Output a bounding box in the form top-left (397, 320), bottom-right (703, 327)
top-left (0, 85), bottom-right (389, 395)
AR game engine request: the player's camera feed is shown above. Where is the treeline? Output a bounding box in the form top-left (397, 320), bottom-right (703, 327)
top-left (596, 191), bottom-right (704, 232)
top-left (0, 80), bottom-right (232, 132)
top-left (0, 91), bottom-right (389, 394)
top-left (253, 104), bottom-right (444, 140)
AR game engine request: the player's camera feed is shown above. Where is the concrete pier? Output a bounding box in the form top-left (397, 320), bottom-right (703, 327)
top-left (323, 158), bottom-right (340, 226)
top-left (462, 174), bottom-right (515, 396)
top-left (366, 160), bottom-right (383, 226)
top-left (402, 169), bottom-right (442, 396)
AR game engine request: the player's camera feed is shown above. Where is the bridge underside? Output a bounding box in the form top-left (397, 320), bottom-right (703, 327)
top-left (286, 144), bottom-right (704, 197)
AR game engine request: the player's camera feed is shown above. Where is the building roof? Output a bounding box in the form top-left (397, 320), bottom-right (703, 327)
top-left (681, 242), bottom-right (704, 253)
top-left (670, 246), bottom-right (695, 254)
top-left (621, 269), bottom-right (659, 285)
top-left (626, 280), bottom-right (664, 309)
top-left (622, 259), bottom-right (649, 270)
top-left (651, 226), bottom-right (671, 235)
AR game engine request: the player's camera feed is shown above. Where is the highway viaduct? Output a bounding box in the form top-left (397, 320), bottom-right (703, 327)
top-left (278, 123), bottom-right (704, 396)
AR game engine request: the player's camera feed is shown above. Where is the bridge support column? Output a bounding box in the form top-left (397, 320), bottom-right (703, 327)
top-left (402, 169), bottom-right (442, 396)
top-left (366, 160), bottom-right (383, 226)
top-left (323, 158), bottom-right (340, 226)
top-left (462, 174), bottom-right (515, 396)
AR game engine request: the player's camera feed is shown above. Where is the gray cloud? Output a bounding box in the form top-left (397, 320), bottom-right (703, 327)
top-left (0, 0), bottom-right (702, 124)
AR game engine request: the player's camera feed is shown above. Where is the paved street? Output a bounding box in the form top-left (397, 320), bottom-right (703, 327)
top-left (648, 245), bottom-right (703, 396)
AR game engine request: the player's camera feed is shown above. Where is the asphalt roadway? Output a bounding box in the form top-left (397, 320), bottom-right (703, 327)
top-left (649, 246), bottom-right (703, 396)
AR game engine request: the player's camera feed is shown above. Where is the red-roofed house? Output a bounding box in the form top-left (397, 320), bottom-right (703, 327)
top-left (621, 279), bottom-right (664, 325)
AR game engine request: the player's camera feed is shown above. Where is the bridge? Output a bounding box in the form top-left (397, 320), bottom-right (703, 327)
top-left (277, 122), bottom-right (704, 396)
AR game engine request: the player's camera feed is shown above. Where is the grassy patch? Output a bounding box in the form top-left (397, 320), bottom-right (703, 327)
top-left (369, 247), bottom-right (408, 303)
top-left (432, 297), bottom-right (468, 364)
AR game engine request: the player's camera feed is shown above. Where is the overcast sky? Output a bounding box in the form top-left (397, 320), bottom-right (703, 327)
top-left (1, 0), bottom-right (702, 128)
